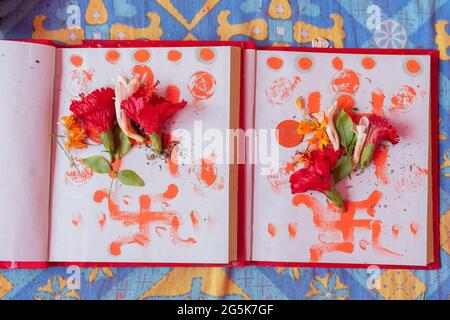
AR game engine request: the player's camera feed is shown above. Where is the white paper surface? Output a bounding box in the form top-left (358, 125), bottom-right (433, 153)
top-left (50, 46), bottom-right (232, 263)
top-left (0, 41), bottom-right (55, 261)
top-left (252, 50), bottom-right (431, 266)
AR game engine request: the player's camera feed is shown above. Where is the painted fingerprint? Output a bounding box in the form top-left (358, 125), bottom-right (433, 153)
top-left (188, 71), bottom-right (216, 100)
top-left (265, 76), bottom-right (300, 105)
top-left (331, 69), bottom-right (360, 95)
top-left (389, 85), bottom-right (417, 114)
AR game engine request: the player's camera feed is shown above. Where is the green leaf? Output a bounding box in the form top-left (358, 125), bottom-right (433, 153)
top-left (360, 143), bottom-right (375, 169)
top-left (324, 189), bottom-right (344, 209)
top-left (117, 129), bottom-right (132, 158)
top-left (333, 155), bottom-right (353, 183)
top-left (149, 132), bottom-right (162, 154)
top-left (82, 156), bottom-right (111, 174)
top-left (118, 169), bottom-right (145, 187)
top-left (335, 109), bottom-right (355, 150)
top-left (101, 129), bottom-right (115, 158)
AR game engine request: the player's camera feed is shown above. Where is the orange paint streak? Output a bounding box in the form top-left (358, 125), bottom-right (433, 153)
top-left (392, 224), bottom-right (400, 237)
top-left (332, 57), bottom-right (343, 70)
top-left (134, 49), bottom-right (150, 63)
top-left (200, 158), bottom-right (217, 186)
top-left (298, 57), bottom-right (312, 70)
top-left (105, 50), bottom-right (120, 64)
top-left (307, 91), bottom-right (321, 114)
top-left (190, 211), bottom-right (199, 226)
top-left (362, 57), bottom-right (376, 69)
top-left (275, 120), bottom-right (303, 148)
top-left (167, 50), bottom-right (182, 62)
top-left (267, 56), bottom-right (283, 70)
top-left (410, 223), bottom-right (419, 236)
top-left (371, 88), bottom-right (385, 116)
top-left (288, 223), bottom-right (298, 238)
top-left (98, 213), bottom-right (107, 227)
top-left (373, 145), bottom-right (389, 184)
top-left (165, 85), bottom-right (180, 103)
top-left (168, 149), bottom-right (179, 177)
top-left (268, 223), bottom-right (276, 237)
top-left (406, 59), bottom-right (421, 73)
top-left (70, 54), bottom-right (83, 67)
top-left (132, 64), bottom-right (153, 83)
top-left (199, 48), bottom-right (215, 61)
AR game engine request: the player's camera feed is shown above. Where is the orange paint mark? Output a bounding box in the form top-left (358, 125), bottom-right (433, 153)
top-left (336, 94), bottom-right (355, 110)
top-left (105, 50), bottom-right (120, 64)
top-left (373, 145), bottom-right (389, 184)
top-left (71, 213), bottom-right (82, 226)
top-left (98, 213), bottom-right (107, 227)
top-left (188, 71), bottom-right (216, 100)
top-left (359, 240), bottom-right (369, 250)
top-left (167, 50), bottom-right (182, 62)
top-left (199, 48), bottom-right (215, 62)
top-left (70, 54), bottom-right (83, 67)
top-left (332, 69), bottom-right (360, 94)
top-left (165, 85), bottom-right (180, 104)
top-left (406, 59), bottom-right (421, 73)
top-left (298, 57), bottom-right (312, 70)
top-left (389, 85), bottom-right (416, 114)
top-left (292, 190), bottom-right (399, 261)
top-left (134, 49), bottom-right (150, 63)
top-left (307, 91), bottom-right (321, 114)
top-left (108, 158), bottom-right (122, 179)
top-left (267, 56), bottom-right (283, 70)
top-left (190, 211), bottom-right (199, 226)
top-left (362, 57), bottom-right (376, 69)
top-left (275, 120), bottom-right (303, 148)
top-left (94, 184), bottom-right (195, 256)
top-left (392, 224), bottom-right (400, 237)
top-left (288, 223), bottom-right (298, 238)
top-left (410, 223), bottom-right (419, 236)
top-left (332, 57), bottom-right (343, 70)
top-left (132, 64), bottom-right (154, 83)
top-left (371, 88), bottom-right (385, 116)
top-left (200, 158), bottom-right (217, 186)
top-left (268, 223), bottom-right (276, 237)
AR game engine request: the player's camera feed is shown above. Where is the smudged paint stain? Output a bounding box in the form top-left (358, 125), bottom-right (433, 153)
top-left (288, 223), bottom-right (298, 239)
top-left (65, 69), bottom-right (94, 97)
top-left (265, 76), bottom-right (300, 105)
top-left (268, 223), bottom-right (276, 237)
top-left (307, 91), bottom-right (321, 114)
top-left (275, 119), bottom-right (303, 148)
top-left (392, 224), bottom-right (401, 237)
top-left (267, 56), bottom-right (283, 70)
top-left (266, 161), bottom-right (297, 192)
top-left (190, 154), bottom-right (224, 194)
top-left (132, 64), bottom-right (153, 83)
top-left (65, 157), bottom-right (94, 186)
top-left (105, 50), bottom-right (120, 64)
top-left (410, 223), bottom-right (420, 236)
top-left (190, 211), bottom-right (199, 227)
top-left (188, 71), bottom-right (216, 101)
top-left (332, 56), bottom-right (343, 71)
top-left (389, 85), bottom-right (416, 114)
top-left (97, 212), bottom-right (107, 228)
top-left (93, 184), bottom-right (196, 256)
top-left (359, 239), bottom-right (369, 250)
top-left (371, 88), bottom-right (385, 116)
top-left (373, 145), bottom-right (389, 184)
top-left (331, 69), bottom-right (360, 95)
top-left (71, 213), bottom-right (82, 226)
top-left (292, 190), bottom-right (400, 261)
top-left (122, 195), bottom-right (132, 205)
top-left (396, 164), bottom-right (428, 193)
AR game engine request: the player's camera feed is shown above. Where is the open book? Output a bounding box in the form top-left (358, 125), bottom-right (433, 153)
top-left (0, 40), bottom-right (439, 269)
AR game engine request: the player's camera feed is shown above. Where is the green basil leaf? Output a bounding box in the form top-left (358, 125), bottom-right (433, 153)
top-left (82, 156), bottom-right (111, 174)
top-left (333, 155), bottom-right (353, 183)
top-left (117, 130), bottom-right (132, 158)
top-left (324, 189), bottom-right (344, 209)
top-left (335, 109), bottom-right (355, 150)
top-left (360, 143), bottom-right (375, 169)
top-left (118, 169), bottom-right (145, 187)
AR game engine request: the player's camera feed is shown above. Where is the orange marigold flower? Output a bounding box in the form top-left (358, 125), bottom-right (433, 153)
top-left (61, 115), bottom-right (87, 150)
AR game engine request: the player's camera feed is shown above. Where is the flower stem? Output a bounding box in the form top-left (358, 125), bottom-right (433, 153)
top-left (53, 135), bottom-right (82, 175)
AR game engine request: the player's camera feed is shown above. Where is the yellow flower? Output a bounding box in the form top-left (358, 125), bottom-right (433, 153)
top-left (297, 115), bottom-right (330, 149)
top-left (308, 129), bottom-right (330, 150)
top-left (61, 115), bottom-right (87, 150)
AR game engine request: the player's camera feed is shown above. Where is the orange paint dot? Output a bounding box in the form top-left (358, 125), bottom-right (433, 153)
top-left (332, 57), bottom-right (343, 70)
top-left (70, 54), bottom-right (83, 67)
top-left (167, 50), bottom-right (182, 62)
top-left (199, 48), bottom-right (215, 62)
top-left (406, 59), bottom-right (421, 73)
top-left (134, 49), bottom-right (150, 63)
top-left (298, 57), bottom-right (312, 70)
top-left (132, 64), bottom-right (153, 83)
top-left (275, 120), bottom-right (303, 148)
top-left (105, 50), bottom-right (120, 64)
top-left (166, 85), bottom-right (180, 103)
top-left (288, 223), bottom-right (297, 238)
top-left (268, 223), bottom-right (276, 237)
top-left (267, 56), bottom-right (283, 70)
top-left (163, 184), bottom-right (179, 199)
top-left (362, 57), bottom-right (376, 69)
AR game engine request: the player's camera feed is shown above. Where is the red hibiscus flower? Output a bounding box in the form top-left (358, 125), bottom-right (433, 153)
top-left (69, 87), bottom-right (116, 133)
top-left (360, 114), bottom-right (400, 168)
top-left (290, 146), bottom-right (344, 208)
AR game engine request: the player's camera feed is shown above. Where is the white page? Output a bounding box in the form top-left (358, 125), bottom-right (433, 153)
top-left (252, 50), bottom-right (430, 266)
top-left (50, 46), bottom-right (232, 263)
top-left (0, 41), bottom-right (55, 261)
